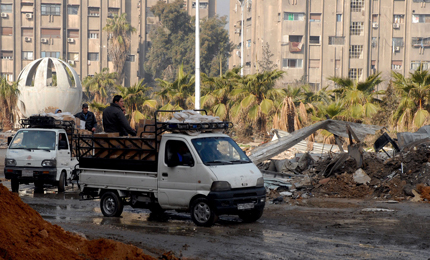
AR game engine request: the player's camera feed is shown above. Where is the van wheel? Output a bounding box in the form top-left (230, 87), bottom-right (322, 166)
top-left (100, 191), bottom-right (124, 217)
top-left (11, 179), bottom-right (19, 193)
top-left (238, 209), bottom-right (264, 223)
top-left (58, 172), bottom-right (66, 193)
top-left (190, 198), bottom-right (218, 227)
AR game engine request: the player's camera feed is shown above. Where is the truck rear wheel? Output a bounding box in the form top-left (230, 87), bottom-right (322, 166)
top-left (58, 172), bottom-right (66, 193)
top-left (238, 208), bottom-right (264, 223)
top-left (190, 198), bottom-right (218, 227)
top-left (100, 191), bottom-right (124, 217)
top-left (11, 179), bottom-right (19, 193)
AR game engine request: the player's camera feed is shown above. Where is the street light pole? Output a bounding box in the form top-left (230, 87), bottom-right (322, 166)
top-left (195, 0), bottom-right (201, 110)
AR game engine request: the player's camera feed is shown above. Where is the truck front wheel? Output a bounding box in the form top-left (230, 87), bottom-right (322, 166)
top-left (190, 198), bottom-right (218, 227)
top-left (11, 179), bottom-right (19, 193)
top-left (238, 208), bottom-right (264, 223)
top-left (100, 191), bottom-right (124, 217)
top-left (58, 172), bottom-right (66, 193)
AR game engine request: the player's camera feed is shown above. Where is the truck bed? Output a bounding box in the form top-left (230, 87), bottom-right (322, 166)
top-left (79, 168), bottom-right (158, 192)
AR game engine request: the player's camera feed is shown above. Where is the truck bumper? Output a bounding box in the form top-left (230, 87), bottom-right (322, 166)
top-left (207, 186), bottom-right (266, 215)
top-left (4, 167), bottom-right (57, 184)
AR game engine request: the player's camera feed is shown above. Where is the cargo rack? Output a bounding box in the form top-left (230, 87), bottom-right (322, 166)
top-left (76, 110), bottom-right (233, 172)
top-left (20, 115), bottom-right (75, 130)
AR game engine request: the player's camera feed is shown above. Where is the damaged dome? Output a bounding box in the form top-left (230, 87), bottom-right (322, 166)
top-left (16, 57), bottom-right (82, 118)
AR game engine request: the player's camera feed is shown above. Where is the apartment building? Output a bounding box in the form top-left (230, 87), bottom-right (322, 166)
top-left (0, 0), bottom-right (216, 87)
top-left (229, 0), bottom-right (430, 90)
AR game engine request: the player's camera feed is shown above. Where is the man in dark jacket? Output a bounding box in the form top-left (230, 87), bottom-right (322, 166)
top-left (103, 95), bottom-right (137, 136)
top-left (74, 103), bottom-right (97, 132)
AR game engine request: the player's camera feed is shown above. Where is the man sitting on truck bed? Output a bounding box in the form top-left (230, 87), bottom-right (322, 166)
top-left (75, 103), bottom-right (97, 132)
top-left (102, 95), bottom-right (137, 136)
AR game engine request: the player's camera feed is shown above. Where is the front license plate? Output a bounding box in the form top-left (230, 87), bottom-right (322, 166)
top-left (237, 203), bottom-right (254, 210)
top-left (22, 170), bottom-right (33, 177)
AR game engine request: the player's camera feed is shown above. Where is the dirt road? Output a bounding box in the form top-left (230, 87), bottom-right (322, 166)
top-left (1, 177), bottom-right (429, 260)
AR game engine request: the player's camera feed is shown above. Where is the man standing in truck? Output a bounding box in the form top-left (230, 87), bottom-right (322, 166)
top-left (75, 104), bottom-right (97, 132)
top-left (103, 95), bottom-right (137, 136)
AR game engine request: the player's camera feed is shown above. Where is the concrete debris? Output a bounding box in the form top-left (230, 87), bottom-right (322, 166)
top-left (411, 190), bottom-right (422, 202)
top-left (279, 191), bottom-right (293, 197)
top-left (361, 208), bottom-right (395, 212)
top-left (353, 169), bottom-right (371, 185)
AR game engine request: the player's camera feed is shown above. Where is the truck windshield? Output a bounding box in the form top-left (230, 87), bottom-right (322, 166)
top-left (192, 137), bottom-right (252, 165)
top-left (9, 130), bottom-right (56, 150)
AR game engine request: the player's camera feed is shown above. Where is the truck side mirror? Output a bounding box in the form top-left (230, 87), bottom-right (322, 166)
top-left (7, 136), bottom-right (12, 146)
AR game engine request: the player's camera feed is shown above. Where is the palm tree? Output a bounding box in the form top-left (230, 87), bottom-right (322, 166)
top-left (103, 13), bottom-right (136, 84)
top-left (231, 69), bottom-right (286, 134)
top-left (0, 78), bottom-right (22, 129)
top-left (83, 68), bottom-right (118, 104)
top-left (328, 73), bottom-right (383, 121)
top-left (392, 64), bottom-right (430, 130)
top-left (115, 79), bottom-right (157, 128)
top-left (154, 64), bottom-right (195, 110)
top-left (200, 67), bottom-right (241, 120)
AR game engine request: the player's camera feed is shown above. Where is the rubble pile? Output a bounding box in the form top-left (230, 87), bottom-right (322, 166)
top-left (261, 144), bottom-right (430, 202)
top-left (0, 184), bottom-right (178, 260)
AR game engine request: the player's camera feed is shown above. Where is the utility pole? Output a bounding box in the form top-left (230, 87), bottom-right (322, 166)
top-left (195, 0), bottom-right (201, 109)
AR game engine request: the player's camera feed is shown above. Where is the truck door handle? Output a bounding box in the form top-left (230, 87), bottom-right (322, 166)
top-left (162, 172), bottom-right (168, 177)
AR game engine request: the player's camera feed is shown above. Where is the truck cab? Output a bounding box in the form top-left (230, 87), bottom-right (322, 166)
top-left (4, 119), bottom-right (78, 193)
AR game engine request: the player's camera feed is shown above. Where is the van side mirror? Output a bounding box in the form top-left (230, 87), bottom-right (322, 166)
top-left (7, 136), bottom-right (12, 146)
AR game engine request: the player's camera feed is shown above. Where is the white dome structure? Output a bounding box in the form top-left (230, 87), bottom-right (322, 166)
top-left (16, 58), bottom-right (82, 117)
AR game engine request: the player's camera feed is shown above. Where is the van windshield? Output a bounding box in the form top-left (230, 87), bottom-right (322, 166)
top-left (9, 130), bottom-right (56, 150)
top-left (191, 137), bottom-right (252, 165)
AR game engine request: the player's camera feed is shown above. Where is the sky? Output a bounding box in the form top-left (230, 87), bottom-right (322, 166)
top-left (216, 0), bottom-right (230, 28)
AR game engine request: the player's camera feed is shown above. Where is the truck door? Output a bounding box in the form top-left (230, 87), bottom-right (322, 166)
top-left (57, 133), bottom-right (70, 180)
top-left (157, 140), bottom-right (198, 208)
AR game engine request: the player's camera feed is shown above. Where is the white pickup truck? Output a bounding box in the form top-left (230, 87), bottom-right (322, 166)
top-left (78, 111), bottom-right (266, 226)
top-left (4, 116), bottom-right (78, 192)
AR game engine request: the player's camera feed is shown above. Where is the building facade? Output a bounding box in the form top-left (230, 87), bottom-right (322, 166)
top-left (229, 0), bottom-right (430, 90)
top-left (0, 0), bottom-right (216, 87)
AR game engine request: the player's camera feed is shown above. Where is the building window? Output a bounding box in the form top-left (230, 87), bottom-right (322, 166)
top-left (412, 37), bottom-right (430, 48)
top-left (310, 14), bottom-right (321, 22)
top-left (282, 59), bottom-right (303, 68)
top-left (351, 0), bottom-right (365, 12)
top-left (68, 5), bottom-right (79, 15)
top-left (1, 4), bottom-right (12, 13)
top-left (41, 4), bottom-right (61, 16)
top-left (284, 12), bottom-right (305, 21)
top-left (336, 14), bottom-right (342, 22)
top-left (22, 51), bottom-right (33, 60)
top-left (393, 37), bottom-right (404, 47)
top-left (392, 60), bottom-right (402, 70)
top-left (393, 14), bottom-right (405, 24)
top-left (88, 31), bottom-right (99, 39)
top-left (68, 30), bottom-right (79, 38)
top-left (146, 7), bottom-right (154, 17)
top-left (349, 45), bottom-right (363, 59)
top-left (41, 29), bottom-right (61, 39)
top-left (22, 28), bottom-right (33, 37)
top-left (247, 39), bottom-right (251, 47)
top-left (309, 36), bottom-right (320, 44)
top-left (246, 17), bottom-right (252, 26)
top-left (108, 8), bottom-right (119, 17)
top-left (1, 51), bottom-right (13, 60)
top-left (88, 7), bottom-right (100, 17)
top-left (1, 27), bottom-right (12, 36)
top-left (348, 68), bottom-right (363, 80)
top-left (1, 73), bottom-right (13, 81)
top-left (88, 53), bottom-right (99, 61)
top-left (68, 53), bottom-right (79, 61)
top-left (192, 2), bottom-right (209, 9)
top-left (412, 14), bottom-right (430, 23)
top-left (372, 37), bottom-right (378, 47)
top-left (329, 36), bottom-right (344, 45)
top-left (350, 22), bottom-right (364, 36)
top-left (411, 61), bottom-right (429, 70)
top-left (41, 52), bottom-right (60, 58)
top-left (126, 55), bottom-right (135, 62)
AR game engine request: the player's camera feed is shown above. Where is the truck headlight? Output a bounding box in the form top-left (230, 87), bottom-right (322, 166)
top-left (256, 177), bottom-right (264, 187)
top-left (210, 181), bottom-right (231, 191)
top-left (5, 158), bottom-right (16, 166)
top-left (41, 159), bottom-right (56, 167)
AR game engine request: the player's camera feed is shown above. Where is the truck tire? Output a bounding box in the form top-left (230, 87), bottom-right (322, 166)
top-left (238, 208), bottom-right (264, 223)
top-left (190, 198), bottom-right (218, 227)
top-left (100, 191), bottom-right (124, 217)
top-left (58, 172), bottom-right (66, 193)
top-left (11, 179), bottom-right (19, 193)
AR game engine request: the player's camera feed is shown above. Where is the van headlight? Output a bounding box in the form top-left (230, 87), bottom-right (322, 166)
top-left (41, 159), bottom-right (56, 167)
top-left (256, 177), bottom-right (264, 187)
top-left (5, 158), bottom-right (16, 166)
top-left (210, 181), bottom-right (231, 191)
